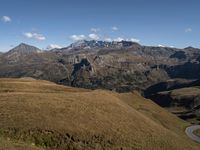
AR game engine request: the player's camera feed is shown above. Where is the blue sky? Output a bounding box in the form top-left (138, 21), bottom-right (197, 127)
top-left (0, 0), bottom-right (200, 51)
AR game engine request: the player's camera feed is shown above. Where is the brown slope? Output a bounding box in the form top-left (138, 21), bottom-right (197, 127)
top-left (0, 79), bottom-right (199, 150)
top-left (0, 137), bottom-right (41, 150)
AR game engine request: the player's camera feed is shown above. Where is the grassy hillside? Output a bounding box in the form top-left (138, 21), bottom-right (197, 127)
top-left (0, 78), bottom-right (199, 150)
top-left (0, 137), bottom-right (41, 150)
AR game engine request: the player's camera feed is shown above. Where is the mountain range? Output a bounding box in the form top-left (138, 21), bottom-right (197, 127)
top-left (0, 41), bottom-right (200, 149)
top-left (0, 40), bottom-right (200, 92)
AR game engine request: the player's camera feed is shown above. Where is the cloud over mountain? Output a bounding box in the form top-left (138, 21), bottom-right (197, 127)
top-left (91, 28), bottom-right (100, 32)
top-left (46, 44), bottom-right (62, 50)
top-left (112, 26), bottom-right (119, 31)
top-left (70, 35), bottom-right (86, 41)
top-left (23, 32), bottom-right (46, 41)
top-left (88, 33), bottom-right (100, 40)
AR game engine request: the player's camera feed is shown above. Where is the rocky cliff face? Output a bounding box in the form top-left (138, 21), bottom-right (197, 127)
top-left (0, 41), bottom-right (200, 92)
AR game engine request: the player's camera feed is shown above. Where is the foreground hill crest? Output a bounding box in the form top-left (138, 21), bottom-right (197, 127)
top-left (0, 78), bottom-right (199, 150)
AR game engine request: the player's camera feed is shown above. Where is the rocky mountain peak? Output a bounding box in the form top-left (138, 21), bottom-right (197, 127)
top-left (6, 43), bottom-right (41, 55)
top-left (184, 46), bottom-right (196, 50)
top-left (67, 40), bottom-right (141, 50)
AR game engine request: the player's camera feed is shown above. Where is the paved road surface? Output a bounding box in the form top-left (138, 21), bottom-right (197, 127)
top-left (185, 125), bottom-right (200, 143)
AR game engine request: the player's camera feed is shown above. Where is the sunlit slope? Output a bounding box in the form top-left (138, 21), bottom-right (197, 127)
top-left (117, 92), bottom-right (189, 135)
top-left (0, 78), bottom-right (199, 150)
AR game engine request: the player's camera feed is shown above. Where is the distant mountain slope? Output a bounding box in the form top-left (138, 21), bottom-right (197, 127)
top-left (5, 43), bottom-right (41, 55)
top-left (0, 78), bottom-right (199, 150)
top-left (1, 43), bottom-right (43, 64)
top-left (0, 41), bottom-right (200, 92)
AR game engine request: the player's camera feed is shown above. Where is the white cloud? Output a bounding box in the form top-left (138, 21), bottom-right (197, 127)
top-left (113, 37), bottom-right (140, 42)
top-left (23, 32), bottom-right (46, 41)
top-left (88, 33), bottom-right (100, 40)
top-left (112, 26), bottom-right (119, 31)
top-left (70, 34), bottom-right (100, 41)
top-left (46, 44), bottom-right (62, 50)
top-left (91, 28), bottom-right (100, 32)
top-left (104, 37), bottom-right (112, 42)
top-left (129, 38), bottom-right (140, 43)
top-left (2, 16), bottom-right (12, 22)
top-left (70, 34), bottom-right (86, 41)
top-left (158, 44), bottom-right (165, 47)
top-left (185, 28), bottom-right (192, 33)
top-left (24, 32), bottom-right (33, 38)
top-left (114, 37), bottom-right (124, 42)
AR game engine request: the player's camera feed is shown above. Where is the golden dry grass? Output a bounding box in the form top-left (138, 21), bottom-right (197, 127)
top-left (0, 78), bottom-right (199, 150)
top-left (0, 137), bottom-right (42, 150)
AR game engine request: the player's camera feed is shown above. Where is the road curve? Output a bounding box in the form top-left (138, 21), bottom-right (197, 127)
top-left (185, 125), bottom-right (200, 143)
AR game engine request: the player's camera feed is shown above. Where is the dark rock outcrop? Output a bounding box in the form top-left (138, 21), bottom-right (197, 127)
top-left (170, 51), bottom-right (186, 60)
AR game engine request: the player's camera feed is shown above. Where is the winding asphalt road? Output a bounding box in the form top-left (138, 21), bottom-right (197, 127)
top-left (185, 125), bottom-right (200, 143)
